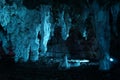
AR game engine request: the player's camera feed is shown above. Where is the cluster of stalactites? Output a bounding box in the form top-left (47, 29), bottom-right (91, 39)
top-left (0, 2), bottom-right (72, 62)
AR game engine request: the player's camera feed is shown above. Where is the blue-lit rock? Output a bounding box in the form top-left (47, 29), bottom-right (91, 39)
top-left (40, 5), bottom-right (51, 56)
top-left (58, 9), bottom-right (71, 40)
top-left (0, 2), bottom-right (41, 62)
top-left (111, 4), bottom-right (120, 36)
top-left (92, 8), bottom-right (111, 70)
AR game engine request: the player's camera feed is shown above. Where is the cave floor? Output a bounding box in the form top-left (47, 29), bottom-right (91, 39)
top-left (0, 60), bottom-right (120, 80)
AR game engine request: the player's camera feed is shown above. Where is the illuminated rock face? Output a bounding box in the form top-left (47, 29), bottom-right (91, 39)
top-left (0, 2), bottom-right (41, 62)
top-left (58, 10), bottom-right (71, 40)
top-left (0, 0), bottom-right (119, 70)
top-left (0, 0), bottom-right (72, 62)
top-left (91, 2), bottom-right (111, 70)
top-left (40, 5), bottom-right (51, 56)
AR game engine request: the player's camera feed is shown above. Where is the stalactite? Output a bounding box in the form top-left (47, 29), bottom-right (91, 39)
top-left (29, 24), bottom-right (41, 62)
top-left (82, 28), bottom-right (87, 40)
top-left (64, 12), bottom-right (72, 40)
top-left (58, 10), bottom-right (71, 40)
top-left (0, 6), bottom-right (10, 29)
top-left (111, 3), bottom-right (120, 36)
top-left (40, 5), bottom-right (51, 56)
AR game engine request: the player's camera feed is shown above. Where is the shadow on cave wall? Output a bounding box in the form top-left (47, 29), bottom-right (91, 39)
top-left (47, 26), bottom-right (68, 58)
top-left (0, 24), bottom-right (14, 63)
top-left (47, 24), bottom-right (99, 60)
top-left (110, 11), bottom-right (120, 58)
